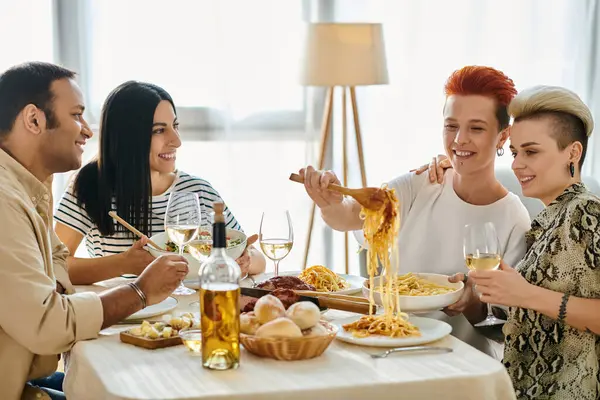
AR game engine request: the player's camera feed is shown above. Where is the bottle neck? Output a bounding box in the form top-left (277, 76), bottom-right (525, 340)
top-left (212, 221), bottom-right (226, 249)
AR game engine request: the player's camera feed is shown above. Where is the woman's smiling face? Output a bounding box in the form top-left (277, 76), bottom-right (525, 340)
top-left (149, 100), bottom-right (181, 174)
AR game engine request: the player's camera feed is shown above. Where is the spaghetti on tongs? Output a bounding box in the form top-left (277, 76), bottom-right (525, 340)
top-left (343, 185), bottom-right (420, 338)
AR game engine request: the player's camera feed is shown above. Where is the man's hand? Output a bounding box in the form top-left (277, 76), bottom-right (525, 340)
top-left (135, 255), bottom-right (189, 306)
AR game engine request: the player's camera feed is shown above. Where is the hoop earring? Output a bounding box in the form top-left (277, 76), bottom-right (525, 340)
top-left (496, 148), bottom-right (505, 157)
top-left (569, 162), bottom-right (575, 178)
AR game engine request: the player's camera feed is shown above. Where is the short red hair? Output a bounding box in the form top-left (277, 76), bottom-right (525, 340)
top-left (444, 66), bottom-right (517, 107)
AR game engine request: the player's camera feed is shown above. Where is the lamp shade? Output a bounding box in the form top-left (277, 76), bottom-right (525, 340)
top-left (300, 23), bottom-right (389, 87)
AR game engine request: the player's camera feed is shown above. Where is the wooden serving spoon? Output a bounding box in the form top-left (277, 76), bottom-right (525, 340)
top-left (289, 173), bottom-right (386, 211)
top-left (245, 234), bottom-right (258, 249)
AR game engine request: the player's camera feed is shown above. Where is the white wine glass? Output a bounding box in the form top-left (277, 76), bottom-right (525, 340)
top-left (463, 222), bottom-right (505, 327)
top-left (259, 211), bottom-right (293, 277)
top-left (165, 191), bottom-right (200, 296)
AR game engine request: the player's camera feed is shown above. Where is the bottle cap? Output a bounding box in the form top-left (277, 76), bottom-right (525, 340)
top-left (213, 202), bottom-right (225, 223)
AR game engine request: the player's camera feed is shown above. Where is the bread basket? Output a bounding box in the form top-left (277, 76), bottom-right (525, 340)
top-left (240, 321), bottom-right (337, 361)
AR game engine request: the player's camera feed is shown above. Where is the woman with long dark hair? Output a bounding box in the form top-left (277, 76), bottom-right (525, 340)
top-left (55, 81), bottom-right (265, 285)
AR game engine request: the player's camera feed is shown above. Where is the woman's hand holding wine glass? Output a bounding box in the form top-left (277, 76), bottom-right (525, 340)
top-left (469, 260), bottom-right (534, 309)
top-left (463, 222), bottom-right (505, 326)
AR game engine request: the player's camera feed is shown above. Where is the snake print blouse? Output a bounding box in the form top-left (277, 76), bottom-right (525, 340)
top-left (503, 183), bottom-right (600, 399)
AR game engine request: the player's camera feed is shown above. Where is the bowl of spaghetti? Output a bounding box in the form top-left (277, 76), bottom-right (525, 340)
top-left (362, 273), bottom-right (464, 313)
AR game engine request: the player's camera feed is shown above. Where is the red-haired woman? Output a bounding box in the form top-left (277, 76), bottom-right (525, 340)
top-left (297, 66), bottom-right (531, 357)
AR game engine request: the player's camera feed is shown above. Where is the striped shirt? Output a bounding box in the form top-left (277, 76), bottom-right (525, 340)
top-left (55, 170), bottom-right (242, 257)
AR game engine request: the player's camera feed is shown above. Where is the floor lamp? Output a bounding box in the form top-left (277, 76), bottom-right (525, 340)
top-left (299, 23), bottom-right (389, 273)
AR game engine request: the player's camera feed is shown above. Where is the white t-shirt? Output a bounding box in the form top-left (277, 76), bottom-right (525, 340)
top-left (55, 170), bottom-right (242, 257)
top-left (355, 170), bottom-right (531, 357)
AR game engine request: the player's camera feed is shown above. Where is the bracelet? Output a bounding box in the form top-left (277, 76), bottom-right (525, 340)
top-left (558, 293), bottom-right (570, 323)
top-left (128, 282), bottom-right (147, 309)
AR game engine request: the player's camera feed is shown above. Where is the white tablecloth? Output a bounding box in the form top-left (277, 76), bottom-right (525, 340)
top-left (64, 280), bottom-right (516, 400)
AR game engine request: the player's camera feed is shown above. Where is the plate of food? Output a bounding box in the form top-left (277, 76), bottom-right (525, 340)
top-left (362, 273), bottom-right (464, 313)
top-left (148, 229), bottom-right (247, 283)
top-left (120, 312), bottom-right (199, 349)
top-left (335, 314), bottom-right (452, 347)
top-left (125, 296), bottom-right (178, 321)
top-left (256, 265), bottom-right (364, 295)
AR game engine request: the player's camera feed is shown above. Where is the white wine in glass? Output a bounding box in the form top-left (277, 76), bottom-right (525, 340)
top-left (259, 211), bottom-right (293, 276)
top-left (463, 222), bottom-right (505, 326)
top-left (165, 191), bottom-right (200, 296)
top-left (165, 226), bottom-right (198, 245)
top-left (260, 239), bottom-right (293, 260)
top-left (465, 253), bottom-right (502, 271)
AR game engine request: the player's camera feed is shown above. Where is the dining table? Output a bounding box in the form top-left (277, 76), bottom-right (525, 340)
top-left (63, 277), bottom-right (516, 400)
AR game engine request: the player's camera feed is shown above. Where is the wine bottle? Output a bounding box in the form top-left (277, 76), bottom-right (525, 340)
top-left (198, 202), bottom-right (241, 370)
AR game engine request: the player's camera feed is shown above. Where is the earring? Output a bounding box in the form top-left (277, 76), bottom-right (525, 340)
top-left (569, 162), bottom-right (575, 178)
top-left (496, 148), bottom-right (504, 156)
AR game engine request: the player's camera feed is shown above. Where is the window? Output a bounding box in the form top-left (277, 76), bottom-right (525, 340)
top-left (87, 0), bottom-right (307, 128)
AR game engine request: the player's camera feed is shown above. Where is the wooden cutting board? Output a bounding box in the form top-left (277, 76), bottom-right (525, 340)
top-left (120, 331), bottom-right (183, 349)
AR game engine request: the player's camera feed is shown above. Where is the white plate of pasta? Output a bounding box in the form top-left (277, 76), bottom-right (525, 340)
top-left (257, 267), bottom-right (364, 294)
top-left (362, 273), bottom-right (464, 313)
top-left (335, 315), bottom-right (452, 347)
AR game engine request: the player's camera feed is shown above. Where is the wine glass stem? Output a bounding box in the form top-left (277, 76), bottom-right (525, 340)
top-left (486, 303), bottom-right (494, 319)
top-left (274, 259), bottom-right (280, 277)
top-left (178, 245), bottom-right (185, 288)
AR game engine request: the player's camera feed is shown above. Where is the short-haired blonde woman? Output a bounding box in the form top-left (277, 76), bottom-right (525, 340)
top-left (473, 86), bottom-right (600, 399)
top-left (424, 86), bottom-right (600, 399)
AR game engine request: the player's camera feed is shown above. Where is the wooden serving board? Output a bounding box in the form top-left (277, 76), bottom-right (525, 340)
top-left (120, 331), bottom-right (183, 349)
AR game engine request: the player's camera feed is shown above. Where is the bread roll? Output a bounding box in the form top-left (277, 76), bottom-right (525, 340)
top-left (285, 301), bottom-right (320, 330)
top-left (254, 295), bottom-right (286, 324)
top-left (255, 317), bottom-right (302, 338)
top-left (303, 323), bottom-right (328, 337)
top-left (240, 312), bottom-right (261, 335)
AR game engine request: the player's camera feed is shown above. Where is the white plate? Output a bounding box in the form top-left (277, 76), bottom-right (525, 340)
top-left (256, 270), bottom-right (364, 294)
top-left (125, 296), bottom-right (178, 321)
top-left (362, 273), bottom-right (464, 313)
top-left (334, 316), bottom-right (452, 347)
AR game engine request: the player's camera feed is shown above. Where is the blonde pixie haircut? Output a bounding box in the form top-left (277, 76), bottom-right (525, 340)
top-left (508, 85), bottom-right (593, 168)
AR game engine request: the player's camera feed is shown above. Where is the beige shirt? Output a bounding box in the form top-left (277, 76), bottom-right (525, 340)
top-left (0, 148), bottom-right (103, 399)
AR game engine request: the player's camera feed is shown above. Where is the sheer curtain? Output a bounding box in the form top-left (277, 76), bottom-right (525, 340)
top-left (326, 0), bottom-right (587, 274)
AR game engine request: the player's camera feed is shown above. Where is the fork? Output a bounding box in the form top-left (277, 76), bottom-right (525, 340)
top-left (370, 346), bottom-right (453, 359)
